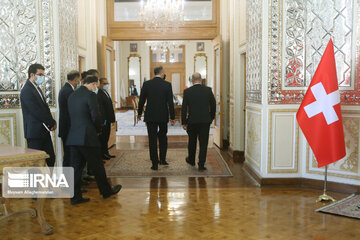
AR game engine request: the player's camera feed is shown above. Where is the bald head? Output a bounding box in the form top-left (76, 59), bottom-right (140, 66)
top-left (191, 72), bottom-right (202, 84)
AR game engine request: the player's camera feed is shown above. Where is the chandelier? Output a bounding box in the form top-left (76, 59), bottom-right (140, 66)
top-left (146, 41), bottom-right (185, 52)
top-left (139, 0), bottom-right (185, 33)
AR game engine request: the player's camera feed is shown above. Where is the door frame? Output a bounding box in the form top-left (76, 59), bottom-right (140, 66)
top-left (101, 36), bottom-right (115, 99)
top-left (213, 35), bottom-right (223, 148)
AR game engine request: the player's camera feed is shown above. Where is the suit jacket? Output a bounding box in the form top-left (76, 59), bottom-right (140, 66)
top-left (97, 89), bottom-right (115, 124)
top-left (181, 84), bottom-right (216, 124)
top-left (66, 86), bottom-right (102, 147)
top-left (138, 77), bottom-right (175, 123)
top-left (58, 82), bottom-right (74, 139)
top-left (20, 80), bottom-right (56, 139)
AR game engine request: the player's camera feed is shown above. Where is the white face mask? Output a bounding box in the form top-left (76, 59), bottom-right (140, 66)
top-left (93, 84), bottom-right (98, 94)
top-left (103, 85), bottom-right (109, 90)
top-left (35, 75), bottom-right (45, 85)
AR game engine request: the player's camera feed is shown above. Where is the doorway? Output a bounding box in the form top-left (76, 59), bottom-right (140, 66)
top-left (150, 45), bottom-right (186, 96)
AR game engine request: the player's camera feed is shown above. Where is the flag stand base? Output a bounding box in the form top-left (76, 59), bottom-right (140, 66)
top-left (316, 191), bottom-right (336, 202)
top-left (316, 165), bottom-right (336, 202)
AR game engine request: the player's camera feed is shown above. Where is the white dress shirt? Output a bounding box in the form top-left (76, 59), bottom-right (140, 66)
top-left (67, 81), bottom-right (75, 90)
top-left (30, 80), bottom-right (45, 102)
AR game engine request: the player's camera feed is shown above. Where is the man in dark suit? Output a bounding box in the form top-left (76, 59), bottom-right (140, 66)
top-left (20, 63), bottom-right (56, 167)
top-left (181, 72), bottom-right (216, 171)
top-left (87, 69), bottom-right (100, 78)
top-left (80, 71), bottom-right (89, 85)
top-left (58, 70), bottom-right (81, 167)
top-left (138, 66), bottom-right (175, 170)
top-left (97, 77), bottom-right (116, 160)
top-left (66, 76), bottom-right (121, 205)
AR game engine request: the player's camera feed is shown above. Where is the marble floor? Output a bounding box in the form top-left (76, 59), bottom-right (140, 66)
top-left (1, 136), bottom-right (359, 240)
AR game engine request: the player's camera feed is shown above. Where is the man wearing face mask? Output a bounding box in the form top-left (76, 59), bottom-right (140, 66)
top-left (66, 76), bottom-right (121, 205)
top-left (58, 70), bottom-right (81, 167)
top-left (97, 77), bottom-right (116, 160)
top-left (20, 63), bottom-right (57, 167)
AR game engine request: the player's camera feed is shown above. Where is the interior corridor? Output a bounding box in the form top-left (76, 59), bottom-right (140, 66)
top-left (0, 136), bottom-right (358, 240)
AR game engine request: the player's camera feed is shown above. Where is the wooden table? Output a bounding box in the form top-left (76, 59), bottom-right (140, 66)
top-left (0, 145), bottom-right (54, 235)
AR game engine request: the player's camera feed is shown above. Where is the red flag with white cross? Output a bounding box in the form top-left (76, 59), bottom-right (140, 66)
top-left (296, 39), bottom-right (346, 167)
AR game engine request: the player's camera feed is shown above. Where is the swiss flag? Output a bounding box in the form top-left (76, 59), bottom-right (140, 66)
top-left (296, 39), bottom-right (346, 167)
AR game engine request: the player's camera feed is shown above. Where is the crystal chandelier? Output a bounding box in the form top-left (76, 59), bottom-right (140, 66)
top-left (139, 0), bottom-right (185, 33)
top-left (146, 41), bottom-right (185, 52)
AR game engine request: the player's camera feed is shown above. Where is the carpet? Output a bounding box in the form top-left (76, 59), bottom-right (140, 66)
top-left (116, 111), bottom-right (186, 136)
top-left (316, 194), bottom-right (360, 219)
top-left (105, 148), bottom-right (232, 178)
top-left (116, 111), bottom-right (213, 136)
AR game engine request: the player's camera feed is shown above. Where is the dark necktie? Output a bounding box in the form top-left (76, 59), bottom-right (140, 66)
top-left (37, 86), bottom-right (46, 103)
top-left (104, 90), bottom-right (110, 99)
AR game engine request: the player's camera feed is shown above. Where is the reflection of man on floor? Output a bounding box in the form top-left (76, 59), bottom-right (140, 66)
top-left (181, 73), bottom-right (216, 171)
top-left (137, 66), bottom-right (175, 170)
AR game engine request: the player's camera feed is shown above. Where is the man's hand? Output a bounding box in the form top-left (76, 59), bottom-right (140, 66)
top-left (182, 125), bottom-right (187, 131)
top-left (137, 115), bottom-right (142, 121)
top-left (50, 123), bottom-right (57, 131)
top-left (170, 119), bottom-right (175, 126)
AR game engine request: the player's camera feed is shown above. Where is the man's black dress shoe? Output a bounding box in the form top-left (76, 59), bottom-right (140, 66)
top-left (198, 166), bottom-right (207, 172)
top-left (159, 161), bottom-right (169, 165)
top-left (151, 165), bottom-right (158, 170)
top-left (81, 179), bottom-right (90, 185)
top-left (71, 197), bottom-right (90, 205)
top-left (103, 185), bottom-right (122, 199)
top-left (83, 176), bottom-right (95, 182)
top-left (186, 157), bottom-right (195, 166)
top-left (105, 153), bottom-right (116, 158)
top-left (103, 154), bottom-right (111, 160)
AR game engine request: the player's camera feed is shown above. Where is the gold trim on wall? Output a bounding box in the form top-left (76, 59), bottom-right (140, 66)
top-left (245, 106), bottom-right (262, 113)
top-left (194, 53), bottom-right (208, 83)
top-left (0, 113), bottom-right (17, 146)
top-left (128, 54), bottom-right (142, 94)
top-left (306, 110), bottom-right (360, 180)
top-left (268, 109), bottom-right (299, 174)
top-left (245, 107), bottom-right (262, 170)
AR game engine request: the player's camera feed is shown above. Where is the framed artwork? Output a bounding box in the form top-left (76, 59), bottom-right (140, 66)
top-left (197, 42), bottom-right (204, 51)
top-left (130, 43), bottom-right (137, 52)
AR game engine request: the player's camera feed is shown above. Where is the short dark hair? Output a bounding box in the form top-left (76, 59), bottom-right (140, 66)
top-left (28, 63), bottom-right (45, 78)
top-left (83, 76), bottom-right (98, 85)
top-left (67, 70), bottom-right (80, 81)
top-left (87, 69), bottom-right (99, 76)
top-left (81, 71), bottom-right (89, 79)
top-left (154, 66), bottom-right (163, 75)
top-left (99, 77), bottom-right (107, 84)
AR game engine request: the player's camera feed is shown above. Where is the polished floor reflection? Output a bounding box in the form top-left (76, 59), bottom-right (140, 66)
top-left (1, 136), bottom-right (359, 240)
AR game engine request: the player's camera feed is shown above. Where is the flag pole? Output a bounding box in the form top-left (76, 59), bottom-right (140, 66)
top-left (316, 165), bottom-right (336, 202)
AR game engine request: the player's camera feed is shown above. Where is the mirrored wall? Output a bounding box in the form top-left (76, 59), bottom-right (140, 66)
top-left (128, 54), bottom-right (141, 96)
top-left (194, 53), bottom-right (207, 84)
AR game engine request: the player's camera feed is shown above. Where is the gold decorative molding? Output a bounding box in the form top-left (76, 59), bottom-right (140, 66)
top-left (0, 113), bottom-right (17, 146)
top-left (128, 53), bottom-right (142, 94)
top-left (194, 53), bottom-right (208, 81)
top-left (245, 109), bottom-right (261, 170)
top-left (239, 40), bottom-right (247, 48)
top-left (268, 109), bottom-right (299, 173)
top-left (306, 110), bottom-right (360, 180)
top-left (245, 106), bottom-right (262, 113)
